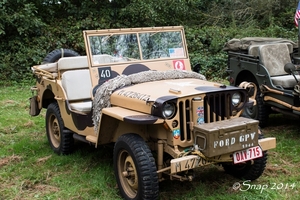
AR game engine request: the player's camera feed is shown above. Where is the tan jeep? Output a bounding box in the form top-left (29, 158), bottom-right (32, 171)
top-left (30, 26), bottom-right (276, 200)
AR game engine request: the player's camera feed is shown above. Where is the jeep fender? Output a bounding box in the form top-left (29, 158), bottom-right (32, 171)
top-left (102, 107), bottom-right (164, 124)
top-left (96, 107), bottom-right (164, 145)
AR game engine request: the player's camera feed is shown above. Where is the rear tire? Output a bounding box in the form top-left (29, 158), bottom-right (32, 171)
top-left (43, 49), bottom-right (80, 63)
top-left (46, 103), bottom-right (74, 155)
top-left (113, 134), bottom-right (159, 200)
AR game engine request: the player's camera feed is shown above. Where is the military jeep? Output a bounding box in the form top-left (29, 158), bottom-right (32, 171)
top-left (225, 37), bottom-right (300, 127)
top-left (30, 26), bottom-right (276, 200)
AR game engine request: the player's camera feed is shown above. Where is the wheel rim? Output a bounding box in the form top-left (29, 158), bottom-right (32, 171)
top-left (117, 149), bottom-right (138, 198)
top-left (48, 113), bottom-right (61, 148)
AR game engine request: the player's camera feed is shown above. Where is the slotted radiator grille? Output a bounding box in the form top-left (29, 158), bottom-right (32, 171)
top-left (179, 92), bottom-right (233, 141)
top-left (204, 93), bottom-right (232, 123)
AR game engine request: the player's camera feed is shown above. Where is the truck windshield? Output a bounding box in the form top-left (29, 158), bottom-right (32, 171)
top-left (139, 31), bottom-right (184, 59)
top-left (88, 30), bottom-right (185, 66)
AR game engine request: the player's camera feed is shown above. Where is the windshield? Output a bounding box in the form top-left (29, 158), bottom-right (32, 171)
top-left (87, 29), bottom-right (186, 66)
top-left (139, 31), bottom-right (184, 59)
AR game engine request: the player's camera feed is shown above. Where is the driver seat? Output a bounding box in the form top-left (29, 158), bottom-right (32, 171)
top-left (259, 43), bottom-right (300, 88)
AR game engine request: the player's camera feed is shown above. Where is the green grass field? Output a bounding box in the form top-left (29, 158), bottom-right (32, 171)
top-left (0, 84), bottom-right (299, 200)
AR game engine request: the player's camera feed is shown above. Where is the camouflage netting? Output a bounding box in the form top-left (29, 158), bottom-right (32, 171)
top-left (92, 70), bottom-right (206, 132)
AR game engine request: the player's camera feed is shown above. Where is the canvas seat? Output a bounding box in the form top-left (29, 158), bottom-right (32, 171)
top-left (61, 69), bottom-right (92, 113)
top-left (258, 43), bottom-right (298, 88)
top-left (58, 56), bottom-right (89, 70)
top-left (248, 43), bottom-right (293, 58)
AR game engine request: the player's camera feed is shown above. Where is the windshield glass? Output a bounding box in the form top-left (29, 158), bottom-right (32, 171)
top-left (87, 29), bottom-right (186, 66)
top-left (139, 31), bottom-right (184, 59)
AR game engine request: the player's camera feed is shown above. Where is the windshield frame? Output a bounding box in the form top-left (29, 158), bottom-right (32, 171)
top-left (83, 26), bottom-right (188, 68)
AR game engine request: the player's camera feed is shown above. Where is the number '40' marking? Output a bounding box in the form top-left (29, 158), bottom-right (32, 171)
top-left (98, 67), bottom-right (112, 81)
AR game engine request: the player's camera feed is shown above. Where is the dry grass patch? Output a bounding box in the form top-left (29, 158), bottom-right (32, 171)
top-left (36, 155), bottom-right (52, 164)
top-left (17, 181), bottom-right (60, 199)
top-left (0, 155), bottom-right (22, 168)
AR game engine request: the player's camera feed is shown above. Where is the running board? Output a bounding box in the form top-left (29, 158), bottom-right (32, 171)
top-left (86, 135), bottom-right (97, 143)
top-left (73, 134), bottom-right (97, 144)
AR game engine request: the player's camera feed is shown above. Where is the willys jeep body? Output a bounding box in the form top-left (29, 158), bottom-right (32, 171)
top-left (30, 26), bottom-right (276, 200)
top-left (225, 36), bottom-right (300, 127)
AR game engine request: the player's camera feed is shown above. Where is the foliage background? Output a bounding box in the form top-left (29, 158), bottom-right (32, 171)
top-left (0, 0), bottom-right (299, 82)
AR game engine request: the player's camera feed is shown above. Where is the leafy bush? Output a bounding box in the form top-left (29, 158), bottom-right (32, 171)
top-left (0, 0), bottom-right (298, 82)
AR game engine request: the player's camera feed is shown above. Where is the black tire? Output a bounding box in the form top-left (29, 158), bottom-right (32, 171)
top-left (43, 49), bottom-right (80, 63)
top-left (46, 103), bottom-right (74, 155)
top-left (243, 89), bottom-right (269, 128)
top-left (222, 134), bottom-right (267, 181)
top-left (113, 134), bottom-right (159, 200)
top-left (238, 75), bottom-right (269, 127)
top-left (256, 90), bottom-right (270, 128)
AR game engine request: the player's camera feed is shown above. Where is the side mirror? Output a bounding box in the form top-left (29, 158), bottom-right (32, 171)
top-left (284, 63), bottom-right (296, 74)
top-left (193, 64), bottom-right (201, 73)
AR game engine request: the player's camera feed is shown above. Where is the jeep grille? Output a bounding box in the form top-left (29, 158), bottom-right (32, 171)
top-left (179, 92), bottom-right (234, 141)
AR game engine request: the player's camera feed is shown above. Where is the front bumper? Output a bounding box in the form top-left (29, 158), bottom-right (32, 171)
top-left (169, 117), bottom-right (276, 174)
top-left (169, 137), bottom-right (275, 174)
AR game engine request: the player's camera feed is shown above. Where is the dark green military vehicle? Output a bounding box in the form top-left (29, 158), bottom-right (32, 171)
top-left (225, 37), bottom-right (300, 127)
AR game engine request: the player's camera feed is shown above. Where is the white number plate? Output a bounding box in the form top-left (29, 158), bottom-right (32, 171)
top-left (170, 155), bottom-right (199, 174)
top-left (233, 146), bottom-right (263, 164)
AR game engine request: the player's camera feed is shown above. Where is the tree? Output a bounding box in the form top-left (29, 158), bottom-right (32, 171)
top-left (0, 0), bottom-right (298, 82)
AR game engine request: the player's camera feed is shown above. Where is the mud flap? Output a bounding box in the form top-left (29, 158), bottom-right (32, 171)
top-left (29, 96), bottom-right (41, 116)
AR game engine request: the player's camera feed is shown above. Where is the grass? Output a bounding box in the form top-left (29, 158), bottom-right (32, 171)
top-left (0, 83), bottom-right (299, 200)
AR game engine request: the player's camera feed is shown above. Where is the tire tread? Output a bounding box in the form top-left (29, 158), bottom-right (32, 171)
top-left (114, 134), bottom-right (159, 200)
top-left (46, 103), bottom-right (74, 155)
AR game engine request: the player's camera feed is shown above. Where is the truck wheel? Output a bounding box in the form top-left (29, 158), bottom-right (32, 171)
top-left (256, 90), bottom-right (269, 128)
top-left (43, 49), bottom-right (80, 63)
top-left (46, 103), bottom-right (74, 155)
top-left (222, 151), bottom-right (267, 180)
top-left (113, 134), bottom-right (159, 200)
top-left (243, 89), bottom-right (269, 128)
top-left (240, 78), bottom-right (269, 127)
top-left (222, 134), bottom-right (267, 180)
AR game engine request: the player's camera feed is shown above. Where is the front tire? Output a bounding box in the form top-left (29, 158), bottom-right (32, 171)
top-left (237, 75), bottom-right (269, 127)
top-left (243, 88), bottom-right (269, 128)
top-left (46, 103), bottom-right (74, 155)
top-left (113, 134), bottom-right (159, 200)
top-left (222, 134), bottom-right (267, 180)
top-left (223, 151), bottom-right (267, 181)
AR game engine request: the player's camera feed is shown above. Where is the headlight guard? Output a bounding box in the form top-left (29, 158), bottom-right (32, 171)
top-left (151, 97), bottom-right (177, 119)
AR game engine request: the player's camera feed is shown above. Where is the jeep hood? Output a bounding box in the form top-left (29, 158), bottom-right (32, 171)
top-left (110, 78), bottom-right (243, 113)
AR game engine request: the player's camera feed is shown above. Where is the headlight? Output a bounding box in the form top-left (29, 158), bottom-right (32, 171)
top-left (232, 92), bottom-right (241, 106)
top-left (162, 102), bottom-right (176, 119)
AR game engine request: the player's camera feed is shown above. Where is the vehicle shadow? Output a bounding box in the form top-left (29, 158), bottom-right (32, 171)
top-left (158, 165), bottom-right (239, 199)
top-left (267, 113), bottom-right (299, 127)
top-left (263, 113), bottom-right (300, 139)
